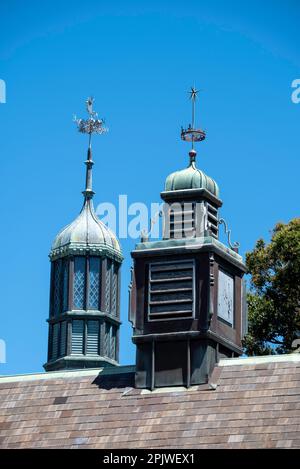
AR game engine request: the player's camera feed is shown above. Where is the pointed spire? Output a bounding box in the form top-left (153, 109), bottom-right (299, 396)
top-left (74, 97), bottom-right (108, 201)
top-left (181, 86), bottom-right (206, 165)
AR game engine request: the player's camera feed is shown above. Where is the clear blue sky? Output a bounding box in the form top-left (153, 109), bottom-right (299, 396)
top-left (0, 0), bottom-right (299, 375)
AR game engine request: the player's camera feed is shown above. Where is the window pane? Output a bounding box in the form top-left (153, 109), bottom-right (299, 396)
top-left (71, 320), bottom-right (84, 354)
top-left (52, 260), bottom-right (62, 316)
top-left (88, 257), bottom-right (100, 310)
top-left (86, 320), bottom-right (99, 355)
top-left (73, 257), bottom-right (86, 309)
top-left (105, 259), bottom-right (111, 312)
top-left (111, 263), bottom-right (118, 316)
top-left (62, 260), bottom-right (69, 312)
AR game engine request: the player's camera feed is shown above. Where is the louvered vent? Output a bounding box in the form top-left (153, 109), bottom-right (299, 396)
top-left (206, 202), bottom-right (218, 238)
top-left (104, 323), bottom-right (110, 357)
top-left (59, 321), bottom-right (67, 357)
top-left (71, 320), bottom-right (84, 354)
top-left (86, 320), bottom-right (99, 356)
top-left (168, 203), bottom-right (195, 239)
top-left (52, 323), bottom-right (59, 359)
top-left (148, 260), bottom-right (195, 321)
top-left (110, 326), bottom-right (116, 359)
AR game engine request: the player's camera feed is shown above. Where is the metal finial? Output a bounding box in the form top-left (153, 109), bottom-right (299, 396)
top-left (74, 97), bottom-right (108, 200)
top-left (181, 86), bottom-right (206, 161)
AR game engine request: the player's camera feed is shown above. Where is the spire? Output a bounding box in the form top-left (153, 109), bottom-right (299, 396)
top-left (74, 97), bottom-right (108, 201)
top-left (181, 86), bottom-right (206, 165)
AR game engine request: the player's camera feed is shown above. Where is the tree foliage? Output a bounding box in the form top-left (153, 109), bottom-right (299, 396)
top-left (243, 218), bottom-right (300, 355)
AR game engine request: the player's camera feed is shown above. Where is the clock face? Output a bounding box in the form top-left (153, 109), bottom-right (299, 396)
top-left (218, 269), bottom-right (234, 325)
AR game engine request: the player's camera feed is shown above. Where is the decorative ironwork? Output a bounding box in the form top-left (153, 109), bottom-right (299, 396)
top-left (218, 218), bottom-right (240, 251)
top-left (74, 97), bottom-right (108, 136)
top-left (181, 125), bottom-right (206, 143)
top-left (181, 86), bottom-right (206, 150)
top-left (140, 209), bottom-right (163, 242)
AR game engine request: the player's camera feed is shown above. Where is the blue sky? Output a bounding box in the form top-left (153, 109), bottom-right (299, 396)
top-left (0, 0), bottom-right (299, 375)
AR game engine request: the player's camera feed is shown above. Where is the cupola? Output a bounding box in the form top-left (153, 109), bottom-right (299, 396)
top-left (129, 88), bottom-right (247, 389)
top-left (44, 98), bottom-right (123, 372)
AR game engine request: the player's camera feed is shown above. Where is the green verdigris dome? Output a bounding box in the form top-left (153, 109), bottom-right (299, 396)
top-left (165, 154), bottom-right (220, 198)
top-left (50, 199), bottom-right (122, 261)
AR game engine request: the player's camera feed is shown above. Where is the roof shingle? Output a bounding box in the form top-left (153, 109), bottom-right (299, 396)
top-left (1, 356), bottom-right (300, 449)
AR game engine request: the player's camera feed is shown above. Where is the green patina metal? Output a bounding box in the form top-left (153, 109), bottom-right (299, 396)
top-left (165, 160), bottom-right (220, 198)
top-left (45, 98), bottom-right (123, 373)
top-left (133, 235), bottom-right (245, 271)
top-left (50, 198), bottom-right (123, 262)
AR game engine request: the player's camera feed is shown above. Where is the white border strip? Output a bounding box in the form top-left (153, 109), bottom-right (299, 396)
top-left (219, 354), bottom-right (300, 367)
top-left (0, 365), bottom-right (135, 383)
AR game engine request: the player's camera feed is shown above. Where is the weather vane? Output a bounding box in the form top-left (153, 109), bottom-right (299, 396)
top-left (74, 97), bottom-right (108, 200)
top-left (74, 97), bottom-right (108, 147)
top-left (181, 86), bottom-right (206, 153)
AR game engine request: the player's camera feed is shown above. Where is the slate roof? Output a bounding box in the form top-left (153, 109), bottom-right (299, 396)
top-left (1, 355), bottom-right (300, 449)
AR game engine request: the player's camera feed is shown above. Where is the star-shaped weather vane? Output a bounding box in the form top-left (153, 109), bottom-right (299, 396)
top-left (189, 86), bottom-right (199, 101)
top-left (181, 86), bottom-right (206, 151)
top-left (189, 86), bottom-right (199, 130)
